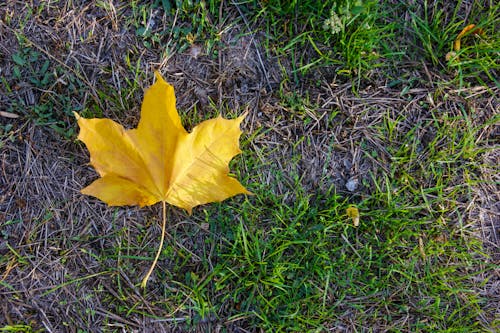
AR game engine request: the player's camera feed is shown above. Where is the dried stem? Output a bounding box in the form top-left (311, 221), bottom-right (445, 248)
top-left (141, 200), bottom-right (167, 288)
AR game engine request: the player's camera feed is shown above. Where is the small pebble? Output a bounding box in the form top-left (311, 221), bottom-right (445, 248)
top-left (346, 178), bottom-right (358, 192)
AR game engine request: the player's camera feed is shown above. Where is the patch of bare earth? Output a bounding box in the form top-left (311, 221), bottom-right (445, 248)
top-left (0, 1), bottom-right (498, 332)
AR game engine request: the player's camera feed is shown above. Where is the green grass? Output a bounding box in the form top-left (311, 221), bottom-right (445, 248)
top-left (128, 3), bottom-right (496, 330)
top-left (134, 123), bottom-right (491, 331)
top-left (0, 325), bottom-right (45, 333)
top-left (244, 0), bottom-right (394, 83)
top-left (127, 0), bottom-right (226, 54)
top-left (398, 0), bottom-right (499, 87)
top-left (2, 33), bottom-right (81, 138)
top-left (105, 91), bottom-right (494, 330)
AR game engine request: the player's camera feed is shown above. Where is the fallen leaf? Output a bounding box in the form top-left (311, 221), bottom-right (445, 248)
top-left (446, 24), bottom-right (485, 62)
top-left (453, 24), bottom-right (484, 52)
top-left (75, 71), bottom-right (250, 214)
top-left (76, 71), bottom-right (251, 287)
top-left (346, 205), bottom-right (360, 227)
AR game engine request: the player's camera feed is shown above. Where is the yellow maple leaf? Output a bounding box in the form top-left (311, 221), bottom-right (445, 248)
top-left (75, 71), bottom-right (250, 286)
top-left (75, 71), bottom-right (250, 213)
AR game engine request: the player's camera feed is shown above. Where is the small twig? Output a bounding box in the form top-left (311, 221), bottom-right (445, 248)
top-left (141, 200), bottom-right (168, 288)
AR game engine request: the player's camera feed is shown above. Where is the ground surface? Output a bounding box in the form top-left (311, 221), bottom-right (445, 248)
top-left (0, 1), bottom-right (499, 332)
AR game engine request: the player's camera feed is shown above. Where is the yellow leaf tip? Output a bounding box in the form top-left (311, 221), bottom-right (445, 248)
top-left (154, 70), bottom-right (165, 82)
top-left (152, 70), bottom-right (175, 92)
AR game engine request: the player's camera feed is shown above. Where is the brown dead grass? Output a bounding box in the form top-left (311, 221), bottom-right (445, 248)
top-left (0, 1), bottom-right (498, 332)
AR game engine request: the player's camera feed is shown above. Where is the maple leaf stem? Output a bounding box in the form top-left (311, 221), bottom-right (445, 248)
top-left (141, 200), bottom-right (168, 288)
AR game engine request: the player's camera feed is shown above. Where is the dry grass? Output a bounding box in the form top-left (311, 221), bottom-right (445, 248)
top-left (1, 0), bottom-right (498, 332)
